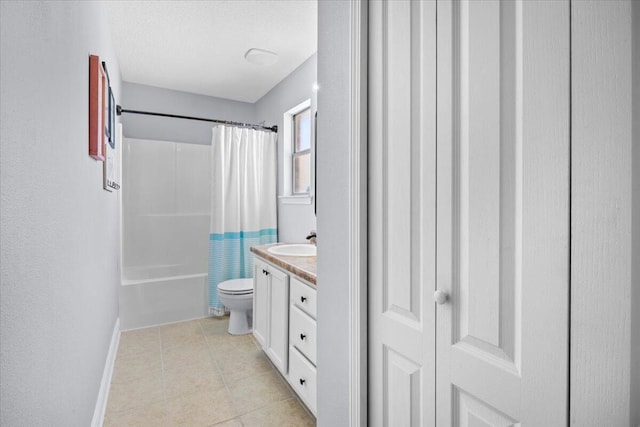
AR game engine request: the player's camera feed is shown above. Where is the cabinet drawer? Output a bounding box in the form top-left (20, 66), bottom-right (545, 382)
top-left (290, 277), bottom-right (316, 319)
top-left (289, 346), bottom-right (317, 415)
top-left (289, 305), bottom-right (317, 365)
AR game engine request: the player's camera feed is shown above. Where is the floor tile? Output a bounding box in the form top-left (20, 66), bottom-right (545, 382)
top-left (105, 317), bottom-right (315, 427)
top-left (111, 350), bottom-right (162, 384)
top-left (103, 401), bottom-right (167, 427)
top-left (167, 387), bottom-right (237, 427)
top-left (162, 341), bottom-right (213, 370)
top-left (207, 333), bottom-right (259, 359)
top-left (118, 327), bottom-right (161, 358)
top-left (199, 316), bottom-right (231, 336)
top-left (106, 375), bottom-right (165, 413)
top-left (211, 419), bottom-right (243, 427)
top-left (216, 348), bottom-right (274, 384)
top-left (228, 369), bottom-right (293, 415)
top-left (164, 359), bottom-right (225, 399)
top-left (241, 398), bottom-right (315, 427)
top-left (160, 319), bottom-right (207, 349)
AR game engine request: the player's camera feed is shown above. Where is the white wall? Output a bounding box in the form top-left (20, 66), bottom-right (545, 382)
top-left (255, 54), bottom-right (318, 243)
top-left (571, 1), bottom-right (637, 425)
top-left (0, 1), bottom-right (121, 425)
top-left (316, 2), bottom-right (351, 425)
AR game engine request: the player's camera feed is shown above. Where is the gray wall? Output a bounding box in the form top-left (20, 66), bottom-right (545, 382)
top-left (121, 82), bottom-right (256, 145)
top-left (255, 54), bottom-right (317, 243)
top-left (316, 2), bottom-right (351, 425)
top-left (0, 1), bottom-right (121, 425)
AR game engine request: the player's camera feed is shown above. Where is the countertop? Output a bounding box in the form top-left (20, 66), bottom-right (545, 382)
top-left (250, 244), bottom-right (317, 285)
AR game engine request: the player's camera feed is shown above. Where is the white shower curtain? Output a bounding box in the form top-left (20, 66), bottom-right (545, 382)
top-left (208, 125), bottom-right (278, 314)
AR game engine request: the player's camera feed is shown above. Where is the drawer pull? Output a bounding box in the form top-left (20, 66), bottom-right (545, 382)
top-left (300, 333), bottom-right (306, 340)
top-left (299, 378), bottom-right (306, 385)
top-left (300, 296), bottom-right (307, 303)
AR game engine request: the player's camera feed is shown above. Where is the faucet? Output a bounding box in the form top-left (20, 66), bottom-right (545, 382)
top-left (306, 230), bottom-right (317, 246)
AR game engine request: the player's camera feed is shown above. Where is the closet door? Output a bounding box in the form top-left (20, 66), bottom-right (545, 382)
top-left (435, 1), bottom-right (570, 425)
top-left (368, 1), bottom-right (437, 425)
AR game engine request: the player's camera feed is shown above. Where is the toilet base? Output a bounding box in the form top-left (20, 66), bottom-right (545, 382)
top-left (227, 308), bottom-right (252, 335)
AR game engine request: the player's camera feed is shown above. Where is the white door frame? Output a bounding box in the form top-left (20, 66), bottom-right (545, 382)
top-left (347, 1), bottom-right (368, 426)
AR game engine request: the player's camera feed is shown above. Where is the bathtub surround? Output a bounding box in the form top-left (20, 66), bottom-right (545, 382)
top-left (0, 1), bottom-right (122, 425)
top-left (209, 126), bottom-right (278, 314)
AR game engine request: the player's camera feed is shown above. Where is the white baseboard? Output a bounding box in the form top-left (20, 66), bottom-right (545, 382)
top-left (91, 317), bottom-right (120, 427)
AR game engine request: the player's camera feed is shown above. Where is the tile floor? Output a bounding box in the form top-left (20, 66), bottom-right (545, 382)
top-left (104, 316), bottom-right (316, 427)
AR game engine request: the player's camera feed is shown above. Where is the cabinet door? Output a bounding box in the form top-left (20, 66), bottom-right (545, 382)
top-left (253, 258), bottom-right (269, 348)
top-left (266, 266), bottom-right (289, 374)
top-left (436, 1), bottom-right (569, 425)
top-left (368, 1), bottom-right (437, 425)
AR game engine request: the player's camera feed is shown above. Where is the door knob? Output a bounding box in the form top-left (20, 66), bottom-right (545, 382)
top-left (433, 290), bottom-right (449, 305)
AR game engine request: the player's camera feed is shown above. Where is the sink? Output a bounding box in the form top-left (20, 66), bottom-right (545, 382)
top-left (267, 244), bottom-right (317, 257)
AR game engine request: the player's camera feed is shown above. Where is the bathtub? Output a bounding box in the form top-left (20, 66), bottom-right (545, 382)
top-left (119, 265), bottom-right (210, 330)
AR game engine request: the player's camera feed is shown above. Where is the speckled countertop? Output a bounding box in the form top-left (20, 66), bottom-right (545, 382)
top-left (250, 244), bottom-right (317, 286)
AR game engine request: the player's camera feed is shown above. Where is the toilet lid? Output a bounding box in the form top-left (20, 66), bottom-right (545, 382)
top-left (218, 278), bottom-right (253, 294)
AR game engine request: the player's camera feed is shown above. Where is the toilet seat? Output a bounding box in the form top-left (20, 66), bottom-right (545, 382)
top-left (218, 278), bottom-right (253, 295)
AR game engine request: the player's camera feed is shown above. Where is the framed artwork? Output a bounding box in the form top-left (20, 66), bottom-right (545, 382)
top-left (88, 55), bottom-right (106, 161)
top-left (102, 61), bottom-right (116, 149)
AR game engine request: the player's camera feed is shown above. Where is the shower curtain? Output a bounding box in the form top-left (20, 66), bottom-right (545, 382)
top-left (208, 125), bottom-right (278, 315)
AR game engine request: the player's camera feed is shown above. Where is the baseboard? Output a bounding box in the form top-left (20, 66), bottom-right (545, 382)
top-left (91, 317), bottom-right (120, 427)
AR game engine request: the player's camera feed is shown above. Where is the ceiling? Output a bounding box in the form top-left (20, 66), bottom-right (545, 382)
top-left (106, 1), bottom-right (317, 103)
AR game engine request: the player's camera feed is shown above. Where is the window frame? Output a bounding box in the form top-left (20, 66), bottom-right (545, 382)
top-left (292, 107), bottom-right (312, 195)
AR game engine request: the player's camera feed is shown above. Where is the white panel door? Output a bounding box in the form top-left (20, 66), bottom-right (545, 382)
top-left (436, 1), bottom-right (569, 425)
top-left (368, 0), bottom-right (437, 425)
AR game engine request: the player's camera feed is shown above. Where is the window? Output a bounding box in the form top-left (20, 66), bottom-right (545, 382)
top-left (281, 99), bottom-right (313, 204)
top-left (292, 107), bottom-right (311, 194)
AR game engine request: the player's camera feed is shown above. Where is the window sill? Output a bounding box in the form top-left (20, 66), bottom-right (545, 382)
top-left (279, 195), bottom-right (313, 205)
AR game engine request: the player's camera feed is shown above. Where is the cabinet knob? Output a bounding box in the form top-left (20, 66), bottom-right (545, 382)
top-left (300, 333), bottom-right (306, 340)
top-left (299, 378), bottom-right (306, 385)
top-left (433, 290), bottom-right (449, 305)
top-left (300, 296), bottom-right (307, 303)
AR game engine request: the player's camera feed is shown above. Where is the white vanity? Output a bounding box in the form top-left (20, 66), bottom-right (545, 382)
top-left (250, 244), bottom-right (317, 416)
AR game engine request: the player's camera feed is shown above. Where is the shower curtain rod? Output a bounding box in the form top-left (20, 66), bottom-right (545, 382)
top-left (116, 105), bottom-right (278, 133)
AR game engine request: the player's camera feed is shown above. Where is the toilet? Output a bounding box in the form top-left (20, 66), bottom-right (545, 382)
top-left (217, 278), bottom-right (254, 335)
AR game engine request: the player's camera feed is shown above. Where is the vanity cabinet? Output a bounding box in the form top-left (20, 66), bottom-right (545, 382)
top-left (287, 277), bottom-right (317, 414)
top-left (252, 257), bottom-right (289, 375)
top-left (252, 254), bottom-right (318, 416)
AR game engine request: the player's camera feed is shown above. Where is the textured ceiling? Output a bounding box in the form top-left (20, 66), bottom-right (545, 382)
top-left (106, 0), bottom-right (317, 103)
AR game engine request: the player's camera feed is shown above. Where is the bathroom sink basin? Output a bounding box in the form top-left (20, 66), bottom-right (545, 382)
top-left (268, 244), bottom-right (317, 257)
